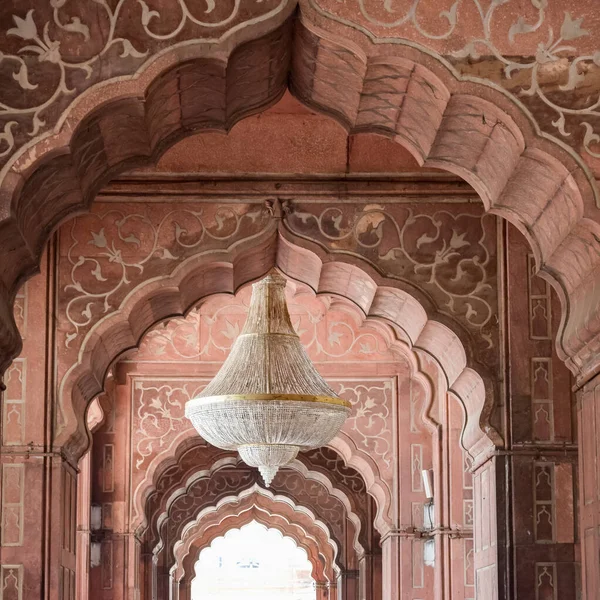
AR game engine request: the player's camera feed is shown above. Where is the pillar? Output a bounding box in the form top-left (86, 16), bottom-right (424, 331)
top-left (359, 553), bottom-right (382, 600)
top-left (315, 581), bottom-right (329, 600)
top-left (89, 379), bottom-right (142, 599)
top-left (0, 246), bottom-right (78, 600)
top-left (381, 533), bottom-right (400, 600)
top-left (178, 578), bottom-right (192, 600)
top-left (76, 451), bottom-right (92, 600)
top-left (579, 374), bottom-right (600, 599)
top-left (337, 569), bottom-right (359, 600)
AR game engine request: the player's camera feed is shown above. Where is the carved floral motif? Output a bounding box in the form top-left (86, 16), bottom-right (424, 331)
top-left (0, 0), bottom-right (289, 165)
top-left (335, 380), bottom-right (394, 476)
top-left (284, 203), bottom-right (497, 350)
top-left (311, 0), bottom-right (600, 160)
top-left (59, 204), bottom-right (270, 347)
top-left (135, 284), bottom-right (396, 362)
top-left (133, 380), bottom-right (207, 469)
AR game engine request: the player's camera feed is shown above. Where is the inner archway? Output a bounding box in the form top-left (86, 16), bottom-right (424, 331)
top-left (0, 3), bottom-right (589, 597)
top-left (191, 522), bottom-right (315, 600)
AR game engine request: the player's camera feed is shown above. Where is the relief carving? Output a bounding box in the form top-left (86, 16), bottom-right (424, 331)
top-left (60, 204), bottom-right (271, 347)
top-left (310, 0), bottom-right (600, 162)
top-left (283, 203), bottom-right (498, 360)
top-left (0, 0), bottom-right (290, 167)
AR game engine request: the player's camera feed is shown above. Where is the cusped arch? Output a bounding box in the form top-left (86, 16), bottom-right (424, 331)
top-left (182, 514), bottom-right (325, 583)
top-left (174, 488), bottom-right (340, 583)
top-left (143, 440), bottom-right (371, 550)
top-left (152, 458), bottom-right (365, 565)
top-left (0, 4), bottom-right (598, 392)
top-left (69, 236), bottom-right (491, 535)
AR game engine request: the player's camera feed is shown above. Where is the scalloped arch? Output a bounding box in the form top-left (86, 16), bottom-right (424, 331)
top-left (174, 488), bottom-right (340, 583)
top-left (67, 234), bottom-right (493, 536)
top-left (152, 457), bottom-right (364, 565)
top-left (0, 5), bottom-right (598, 393)
top-left (152, 455), bottom-right (366, 558)
top-left (183, 515), bottom-right (324, 582)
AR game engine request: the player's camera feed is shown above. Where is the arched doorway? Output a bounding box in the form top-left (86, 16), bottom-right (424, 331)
top-left (0, 2), bottom-right (593, 598)
top-left (190, 522), bottom-right (315, 600)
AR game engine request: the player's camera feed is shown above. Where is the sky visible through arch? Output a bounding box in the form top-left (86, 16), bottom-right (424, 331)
top-left (191, 520), bottom-right (315, 600)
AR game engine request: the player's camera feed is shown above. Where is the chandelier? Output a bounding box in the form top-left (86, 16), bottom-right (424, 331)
top-left (185, 271), bottom-right (351, 486)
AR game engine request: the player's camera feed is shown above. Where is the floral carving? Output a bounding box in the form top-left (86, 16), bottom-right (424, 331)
top-left (135, 283), bottom-right (396, 362)
top-left (335, 380), bottom-right (394, 478)
top-left (133, 380), bottom-right (203, 469)
top-left (60, 204), bottom-right (270, 347)
top-left (284, 203), bottom-right (497, 348)
top-left (0, 0), bottom-right (289, 165)
top-left (312, 0), bottom-right (600, 161)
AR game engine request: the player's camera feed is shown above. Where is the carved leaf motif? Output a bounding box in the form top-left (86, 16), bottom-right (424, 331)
top-left (439, 3), bottom-right (458, 28)
top-left (559, 60), bottom-right (586, 92)
top-left (221, 319), bottom-right (239, 340)
top-left (327, 328), bottom-right (343, 346)
top-left (91, 263), bottom-right (107, 282)
top-left (13, 63), bottom-right (37, 90)
top-left (89, 229), bottom-right (107, 248)
top-left (450, 41), bottom-right (480, 60)
top-left (59, 17), bottom-right (91, 41)
top-left (449, 230), bottom-right (469, 249)
top-left (551, 113), bottom-right (571, 136)
top-left (581, 122), bottom-right (600, 156)
top-left (560, 12), bottom-right (589, 40)
top-left (0, 122), bottom-right (17, 158)
top-left (7, 10), bottom-right (38, 41)
top-left (416, 231), bottom-right (438, 249)
top-left (138, 1), bottom-right (160, 27)
top-left (158, 248), bottom-right (177, 260)
top-left (122, 233), bottom-right (141, 247)
top-left (119, 39), bottom-right (148, 59)
top-left (508, 16), bottom-right (538, 44)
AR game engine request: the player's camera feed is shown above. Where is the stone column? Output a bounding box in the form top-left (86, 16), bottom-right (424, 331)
top-left (315, 581), bottom-right (329, 600)
top-left (380, 532), bottom-right (400, 600)
top-left (89, 379), bottom-right (141, 599)
top-left (328, 579), bottom-right (338, 600)
top-left (178, 578), bottom-right (192, 600)
top-left (337, 569), bottom-right (359, 600)
top-left (359, 553), bottom-right (382, 600)
top-left (471, 455), bottom-right (506, 600)
top-left (579, 374), bottom-right (600, 599)
top-left (0, 249), bottom-right (78, 600)
top-left (76, 451), bottom-right (92, 600)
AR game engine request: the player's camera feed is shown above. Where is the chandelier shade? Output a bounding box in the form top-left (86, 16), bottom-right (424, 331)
top-left (185, 271), bottom-right (351, 486)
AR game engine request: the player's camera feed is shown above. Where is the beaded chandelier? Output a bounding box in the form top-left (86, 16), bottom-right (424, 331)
top-left (185, 271), bottom-right (351, 486)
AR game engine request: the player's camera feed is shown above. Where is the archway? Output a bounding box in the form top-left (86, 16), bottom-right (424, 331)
top-left (190, 521), bottom-right (315, 600)
top-left (0, 2), bottom-right (592, 598)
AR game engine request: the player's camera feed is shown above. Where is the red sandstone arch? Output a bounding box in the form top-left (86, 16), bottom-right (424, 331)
top-left (173, 489), bottom-right (340, 583)
top-left (152, 456), bottom-right (366, 559)
top-left (180, 514), bottom-right (325, 583)
top-left (143, 440), bottom-right (370, 552)
top-left (0, 4), bottom-right (598, 396)
top-left (151, 458), bottom-right (364, 567)
top-left (65, 234), bottom-right (490, 534)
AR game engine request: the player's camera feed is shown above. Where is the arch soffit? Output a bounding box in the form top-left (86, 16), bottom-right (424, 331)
top-left (174, 492), bottom-right (339, 582)
top-left (0, 3), bottom-right (597, 390)
top-left (153, 457), bottom-right (365, 560)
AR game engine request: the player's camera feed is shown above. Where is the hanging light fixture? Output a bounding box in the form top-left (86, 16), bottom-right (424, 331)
top-left (185, 270), bottom-right (351, 486)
